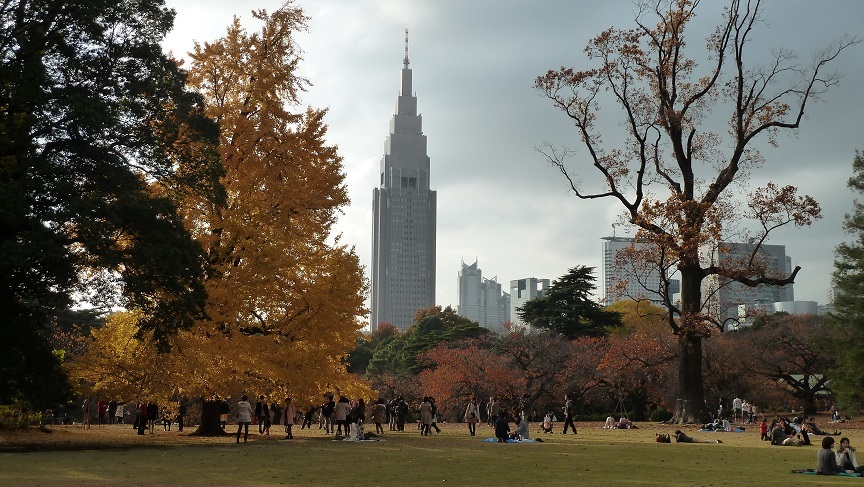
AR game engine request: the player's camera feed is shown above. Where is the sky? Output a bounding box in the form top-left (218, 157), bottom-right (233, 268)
top-left (161, 0), bottom-right (864, 319)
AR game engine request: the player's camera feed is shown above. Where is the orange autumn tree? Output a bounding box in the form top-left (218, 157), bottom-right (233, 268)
top-left (174, 4), bottom-right (371, 423)
top-left (535, 0), bottom-right (858, 422)
top-left (66, 5), bottom-right (371, 430)
top-left (598, 301), bottom-right (677, 414)
top-left (419, 339), bottom-right (523, 420)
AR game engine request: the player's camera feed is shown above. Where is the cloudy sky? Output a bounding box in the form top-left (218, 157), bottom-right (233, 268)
top-left (162, 0), bottom-right (864, 317)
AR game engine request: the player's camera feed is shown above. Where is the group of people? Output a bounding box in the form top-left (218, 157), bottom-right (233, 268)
top-left (227, 395), bottom-right (299, 442)
top-left (817, 436), bottom-right (864, 475)
top-left (79, 398), bottom-right (187, 435)
top-left (763, 414), bottom-right (841, 447)
top-left (718, 396), bottom-right (756, 424)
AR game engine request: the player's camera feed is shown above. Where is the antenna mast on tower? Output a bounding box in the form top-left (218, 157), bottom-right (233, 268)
top-left (403, 28), bottom-right (410, 68)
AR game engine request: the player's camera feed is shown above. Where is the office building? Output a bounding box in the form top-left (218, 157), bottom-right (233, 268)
top-left (457, 260), bottom-right (509, 330)
top-left (601, 237), bottom-right (680, 306)
top-left (370, 32), bottom-right (437, 331)
top-left (703, 240), bottom-right (794, 323)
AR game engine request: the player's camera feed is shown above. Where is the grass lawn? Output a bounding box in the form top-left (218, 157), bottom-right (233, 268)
top-left (0, 419), bottom-right (860, 486)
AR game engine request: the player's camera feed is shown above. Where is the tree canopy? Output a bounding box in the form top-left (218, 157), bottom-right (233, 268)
top-left (828, 150), bottom-right (864, 411)
top-left (367, 306), bottom-right (489, 377)
top-left (0, 0), bottom-right (220, 408)
top-left (518, 266), bottom-right (622, 338)
top-left (65, 4), bottom-right (372, 421)
top-left (535, 0), bottom-right (857, 422)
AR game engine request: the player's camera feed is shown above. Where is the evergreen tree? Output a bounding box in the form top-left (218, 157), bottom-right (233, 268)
top-left (0, 0), bottom-right (220, 408)
top-left (829, 150), bottom-right (864, 410)
top-left (518, 266), bottom-right (622, 339)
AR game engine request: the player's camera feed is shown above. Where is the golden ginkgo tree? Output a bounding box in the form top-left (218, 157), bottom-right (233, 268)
top-left (68, 3), bottom-right (372, 434)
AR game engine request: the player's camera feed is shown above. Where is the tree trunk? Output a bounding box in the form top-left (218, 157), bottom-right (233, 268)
top-left (191, 398), bottom-right (226, 436)
top-left (672, 333), bottom-right (710, 424)
top-left (799, 391), bottom-right (818, 415)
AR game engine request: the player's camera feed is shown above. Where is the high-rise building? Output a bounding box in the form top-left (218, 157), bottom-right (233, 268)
top-left (509, 277), bottom-right (550, 328)
top-left (703, 240), bottom-right (794, 322)
top-left (370, 32), bottom-right (437, 331)
top-left (457, 260), bottom-right (482, 323)
top-left (601, 237), bottom-right (680, 306)
top-left (457, 260), bottom-right (509, 330)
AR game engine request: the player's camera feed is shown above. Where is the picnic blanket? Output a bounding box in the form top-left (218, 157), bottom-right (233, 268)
top-left (791, 469), bottom-right (861, 477)
top-left (482, 437), bottom-right (542, 443)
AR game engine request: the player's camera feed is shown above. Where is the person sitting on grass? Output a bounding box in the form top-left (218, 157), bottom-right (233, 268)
top-left (603, 415), bottom-right (616, 429)
top-left (836, 437), bottom-right (864, 474)
top-left (509, 414), bottom-right (530, 441)
top-left (770, 421), bottom-right (788, 446)
top-left (495, 412), bottom-right (510, 443)
top-left (817, 436), bottom-right (847, 475)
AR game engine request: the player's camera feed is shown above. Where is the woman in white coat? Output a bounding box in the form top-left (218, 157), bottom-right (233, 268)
top-left (464, 396), bottom-right (481, 436)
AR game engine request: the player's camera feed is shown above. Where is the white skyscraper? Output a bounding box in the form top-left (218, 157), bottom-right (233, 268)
top-left (458, 260), bottom-right (509, 330)
top-left (458, 260), bottom-right (482, 323)
top-left (601, 237), bottom-right (680, 306)
top-left (370, 32), bottom-right (437, 331)
top-left (509, 277), bottom-right (550, 328)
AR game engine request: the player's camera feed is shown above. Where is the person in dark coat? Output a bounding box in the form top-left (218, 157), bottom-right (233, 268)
top-left (495, 412), bottom-right (510, 443)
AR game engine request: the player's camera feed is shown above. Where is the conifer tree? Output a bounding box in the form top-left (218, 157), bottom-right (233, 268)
top-left (829, 151), bottom-right (864, 410)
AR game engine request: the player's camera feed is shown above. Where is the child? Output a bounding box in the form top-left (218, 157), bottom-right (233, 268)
top-left (759, 418), bottom-right (768, 441)
top-left (541, 412), bottom-right (554, 434)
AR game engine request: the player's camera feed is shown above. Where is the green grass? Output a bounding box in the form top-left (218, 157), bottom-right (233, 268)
top-left (0, 422), bottom-right (858, 486)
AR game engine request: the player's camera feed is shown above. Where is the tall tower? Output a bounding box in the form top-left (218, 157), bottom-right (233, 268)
top-left (370, 30), bottom-right (437, 331)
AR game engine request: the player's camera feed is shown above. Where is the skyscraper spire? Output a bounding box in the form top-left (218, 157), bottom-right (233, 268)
top-left (403, 28), bottom-right (410, 69)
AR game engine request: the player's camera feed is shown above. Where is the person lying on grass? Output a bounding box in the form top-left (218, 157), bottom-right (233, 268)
top-left (674, 430), bottom-right (722, 444)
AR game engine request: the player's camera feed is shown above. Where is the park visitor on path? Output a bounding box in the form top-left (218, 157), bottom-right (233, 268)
top-left (236, 395), bottom-right (254, 443)
top-left (562, 394), bottom-right (577, 435)
top-left (464, 396), bottom-right (481, 437)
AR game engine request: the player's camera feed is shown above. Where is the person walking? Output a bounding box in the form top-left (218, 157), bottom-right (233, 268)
top-left (322, 395), bottom-right (335, 434)
top-left (397, 397), bottom-right (408, 432)
top-left (464, 396), bottom-right (481, 436)
top-left (107, 400), bottom-right (118, 425)
top-left (282, 397), bottom-right (296, 439)
top-left (82, 397), bottom-right (91, 429)
top-left (136, 401), bottom-right (147, 435)
top-left (255, 396), bottom-right (269, 435)
top-left (113, 401), bottom-right (124, 424)
top-left (372, 399), bottom-right (387, 435)
top-left (146, 402), bottom-right (158, 435)
top-left (419, 397), bottom-right (433, 436)
top-left (334, 396), bottom-right (350, 437)
top-left (429, 397), bottom-right (441, 434)
top-left (562, 394), bottom-right (577, 434)
top-left (177, 401), bottom-right (187, 432)
top-left (236, 394), bottom-right (254, 443)
top-left (219, 397), bottom-right (230, 430)
top-left (489, 397), bottom-right (500, 427)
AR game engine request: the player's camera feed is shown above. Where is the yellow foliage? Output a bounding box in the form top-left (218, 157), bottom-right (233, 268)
top-left (69, 4), bottom-right (373, 406)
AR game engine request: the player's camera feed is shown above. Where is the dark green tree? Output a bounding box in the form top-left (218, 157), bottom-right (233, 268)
top-left (518, 266), bottom-right (622, 339)
top-left (347, 323), bottom-right (400, 375)
top-left (367, 306), bottom-right (488, 376)
top-left (0, 0), bottom-right (222, 408)
top-left (829, 150), bottom-right (864, 411)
